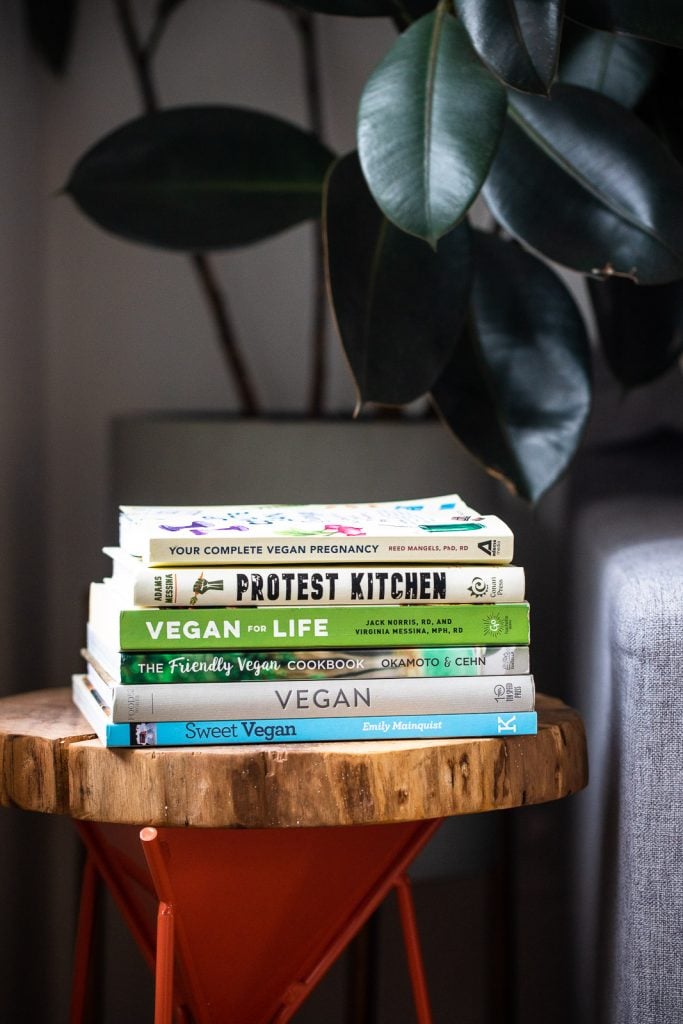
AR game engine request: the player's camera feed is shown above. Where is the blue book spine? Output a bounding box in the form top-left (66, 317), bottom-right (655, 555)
top-left (119, 714), bottom-right (537, 747)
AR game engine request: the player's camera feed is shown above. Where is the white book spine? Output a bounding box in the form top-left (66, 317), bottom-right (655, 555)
top-left (86, 662), bottom-right (535, 723)
top-left (105, 548), bottom-right (525, 606)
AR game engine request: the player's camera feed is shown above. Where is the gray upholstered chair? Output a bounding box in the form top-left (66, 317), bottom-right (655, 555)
top-left (568, 487), bottom-right (683, 1024)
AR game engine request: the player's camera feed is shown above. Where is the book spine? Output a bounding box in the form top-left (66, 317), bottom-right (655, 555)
top-left (110, 561), bottom-right (525, 607)
top-left (86, 635), bottom-right (530, 683)
top-left (91, 667), bottom-right (535, 723)
top-left (144, 526), bottom-right (513, 566)
top-left (104, 600), bottom-right (531, 651)
top-left (72, 674), bottom-right (537, 747)
top-left (72, 674), bottom-right (111, 745)
top-left (123, 711), bottom-right (537, 746)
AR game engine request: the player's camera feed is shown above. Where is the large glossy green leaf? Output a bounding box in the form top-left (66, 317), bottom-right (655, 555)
top-left (566, 0), bottom-right (683, 48)
top-left (65, 106), bottom-right (335, 250)
top-left (559, 21), bottom-right (660, 107)
top-left (324, 152), bottom-right (472, 406)
top-left (357, 10), bottom-right (507, 246)
top-left (454, 0), bottom-right (563, 95)
top-left (431, 232), bottom-right (592, 501)
top-left (268, 0), bottom-right (435, 17)
top-left (482, 84), bottom-right (683, 284)
top-left (589, 277), bottom-right (683, 386)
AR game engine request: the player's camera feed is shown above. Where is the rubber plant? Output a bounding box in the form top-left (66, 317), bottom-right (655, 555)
top-left (25, 0), bottom-right (683, 502)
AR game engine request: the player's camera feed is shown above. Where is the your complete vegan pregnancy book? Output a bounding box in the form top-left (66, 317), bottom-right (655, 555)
top-left (117, 493), bottom-right (514, 566)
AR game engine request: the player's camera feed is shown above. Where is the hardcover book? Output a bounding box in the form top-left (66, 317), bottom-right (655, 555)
top-left (118, 493), bottom-right (514, 566)
top-left (72, 674), bottom-right (538, 747)
top-left (85, 625), bottom-right (531, 683)
top-left (84, 653), bottom-right (535, 722)
top-left (104, 546), bottom-right (525, 607)
top-left (89, 581), bottom-right (532, 652)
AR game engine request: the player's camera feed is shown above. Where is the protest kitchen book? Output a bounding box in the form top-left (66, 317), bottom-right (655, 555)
top-left (104, 547), bottom-right (525, 607)
top-left (72, 674), bottom-right (539, 747)
top-left (117, 493), bottom-right (514, 566)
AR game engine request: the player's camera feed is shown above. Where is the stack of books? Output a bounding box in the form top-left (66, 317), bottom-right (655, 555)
top-left (72, 493), bottom-right (537, 747)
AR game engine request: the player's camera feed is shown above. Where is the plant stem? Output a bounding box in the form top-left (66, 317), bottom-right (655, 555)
top-left (114, 0), bottom-right (157, 112)
top-left (291, 10), bottom-right (327, 416)
top-left (189, 255), bottom-right (260, 412)
top-left (112, 0), bottom-right (259, 414)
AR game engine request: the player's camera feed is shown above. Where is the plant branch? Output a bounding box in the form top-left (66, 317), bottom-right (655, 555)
top-left (146, 0), bottom-right (182, 60)
top-left (113, 0), bottom-right (158, 112)
top-left (188, 255), bottom-right (260, 414)
top-left (112, 0), bottom-right (260, 414)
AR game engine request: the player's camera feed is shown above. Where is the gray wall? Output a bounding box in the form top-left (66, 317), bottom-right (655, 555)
top-left (40, 0), bottom-right (393, 688)
top-left (0, 6), bottom-right (74, 1021)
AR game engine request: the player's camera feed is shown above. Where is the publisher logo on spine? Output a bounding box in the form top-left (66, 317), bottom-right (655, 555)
top-left (193, 578), bottom-right (225, 595)
top-left (482, 612), bottom-right (514, 638)
top-left (190, 576), bottom-right (225, 606)
top-left (467, 576), bottom-right (489, 598)
top-left (477, 539), bottom-right (500, 557)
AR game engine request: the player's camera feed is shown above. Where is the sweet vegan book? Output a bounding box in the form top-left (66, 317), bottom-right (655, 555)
top-left (118, 493), bottom-right (514, 566)
top-left (72, 674), bottom-right (538, 748)
top-left (104, 546), bottom-right (525, 607)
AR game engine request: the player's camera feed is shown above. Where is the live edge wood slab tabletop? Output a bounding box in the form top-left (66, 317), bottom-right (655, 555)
top-left (0, 688), bottom-right (588, 829)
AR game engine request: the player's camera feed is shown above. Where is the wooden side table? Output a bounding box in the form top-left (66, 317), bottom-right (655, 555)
top-left (0, 687), bottom-right (588, 1024)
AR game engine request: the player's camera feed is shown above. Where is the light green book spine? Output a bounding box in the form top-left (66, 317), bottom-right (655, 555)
top-left (108, 602), bottom-right (530, 651)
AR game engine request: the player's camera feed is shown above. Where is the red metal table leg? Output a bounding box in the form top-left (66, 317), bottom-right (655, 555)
top-left (72, 820), bottom-right (158, 974)
top-left (71, 817), bottom-right (443, 1024)
top-left (394, 873), bottom-right (433, 1024)
top-left (69, 855), bottom-right (99, 1024)
top-left (154, 902), bottom-right (175, 1024)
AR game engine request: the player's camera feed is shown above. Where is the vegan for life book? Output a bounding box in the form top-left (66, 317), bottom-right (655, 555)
top-left (118, 493), bottom-right (514, 566)
top-left (89, 581), bottom-right (532, 652)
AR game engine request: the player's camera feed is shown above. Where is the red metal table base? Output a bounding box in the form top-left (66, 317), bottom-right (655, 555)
top-left (69, 817), bottom-right (443, 1024)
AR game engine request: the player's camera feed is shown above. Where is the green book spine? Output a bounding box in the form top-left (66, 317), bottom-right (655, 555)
top-left (94, 594), bottom-right (530, 651)
top-left (85, 629), bottom-right (530, 683)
